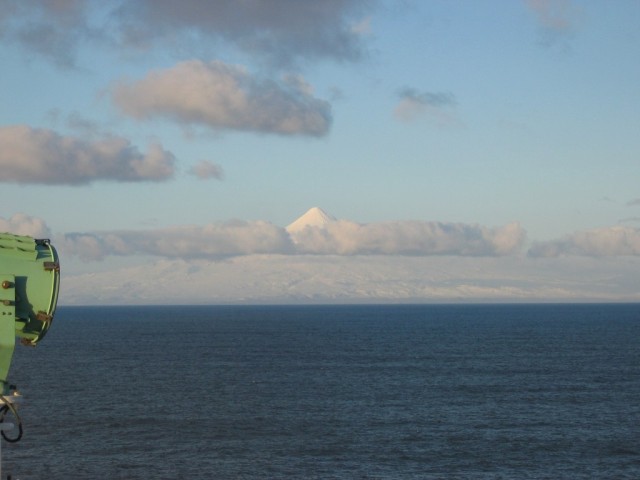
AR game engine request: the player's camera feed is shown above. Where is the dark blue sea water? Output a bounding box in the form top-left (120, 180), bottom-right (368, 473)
top-left (2, 304), bottom-right (640, 479)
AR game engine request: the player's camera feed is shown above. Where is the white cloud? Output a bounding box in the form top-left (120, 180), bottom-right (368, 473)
top-left (0, 213), bottom-right (51, 238)
top-left (529, 225), bottom-right (640, 257)
top-left (0, 125), bottom-right (176, 185)
top-left (291, 220), bottom-right (525, 256)
top-left (59, 221), bottom-right (295, 261)
top-left (189, 160), bottom-right (224, 180)
top-left (60, 219), bottom-right (526, 261)
top-left (111, 60), bottom-right (332, 136)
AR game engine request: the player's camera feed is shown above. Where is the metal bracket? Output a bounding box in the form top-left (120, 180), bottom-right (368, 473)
top-left (35, 312), bottom-right (52, 323)
top-left (43, 262), bottom-right (60, 272)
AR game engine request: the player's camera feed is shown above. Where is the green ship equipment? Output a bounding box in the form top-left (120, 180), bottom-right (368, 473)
top-left (0, 233), bottom-right (60, 396)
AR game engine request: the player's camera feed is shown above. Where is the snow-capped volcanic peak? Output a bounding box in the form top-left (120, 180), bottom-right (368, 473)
top-left (286, 207), bottom-right (336, 233)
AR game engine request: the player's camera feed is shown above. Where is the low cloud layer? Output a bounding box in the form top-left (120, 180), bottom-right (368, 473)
top-left (290, 221), bottom-right (524, 256)
top-left (0, 126), bottom-right (175, 185)
top-left (12, 211), bottom-right (640, 262)
top-left (529, 225), bottom-right (640, 257)
top-left (60, 219), bottom-right (526, 261)
top-left (60, 221), bottom-right (295, 261)
top-left (111, 60), bottom-right (332, 136)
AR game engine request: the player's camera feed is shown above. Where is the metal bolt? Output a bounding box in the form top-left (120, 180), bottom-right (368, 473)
top-left (2, 300), bottom-right (12, 306)
top-left (1, 281), bottom-right (11, 289)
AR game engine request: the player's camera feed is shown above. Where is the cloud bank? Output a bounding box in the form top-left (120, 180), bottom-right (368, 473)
top-left (60, 219), bottom-right (526, 261)
top-left (111, 60), bottom-right (332, 136)
top-left (290, 221), bottom-right (524, 256)
top-left (5, 212), bottom-right (639, 304)
top-left (0, 126), bottom-right (175, 185)
top-left (529, 226), bottom-right (640, 257)
top-left (60, 221), bottom-right (295, 261)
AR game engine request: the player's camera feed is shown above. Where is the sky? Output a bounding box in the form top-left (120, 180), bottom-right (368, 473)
top-left (1, 0), bottom-right (640, 304)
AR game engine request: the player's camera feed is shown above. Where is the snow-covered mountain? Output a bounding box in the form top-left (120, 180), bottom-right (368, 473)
top-left (61, 254), bottom-right (640, 305)
top-left (286, 207), bottom-right (336, 233)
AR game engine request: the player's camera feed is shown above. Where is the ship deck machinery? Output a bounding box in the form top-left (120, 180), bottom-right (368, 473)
top-left (0, 233), bottom-right (60, 448)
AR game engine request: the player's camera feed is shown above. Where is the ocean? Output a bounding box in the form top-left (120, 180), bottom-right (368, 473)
top-left (2, 304), bottom-right (640, 479)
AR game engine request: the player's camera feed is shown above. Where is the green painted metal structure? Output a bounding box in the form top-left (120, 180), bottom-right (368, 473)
top-left (0, 233), bottom-right (60, 395)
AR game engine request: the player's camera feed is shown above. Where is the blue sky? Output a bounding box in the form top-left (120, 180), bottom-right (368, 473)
top-left (1, 0), bottom-right (640, 304)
